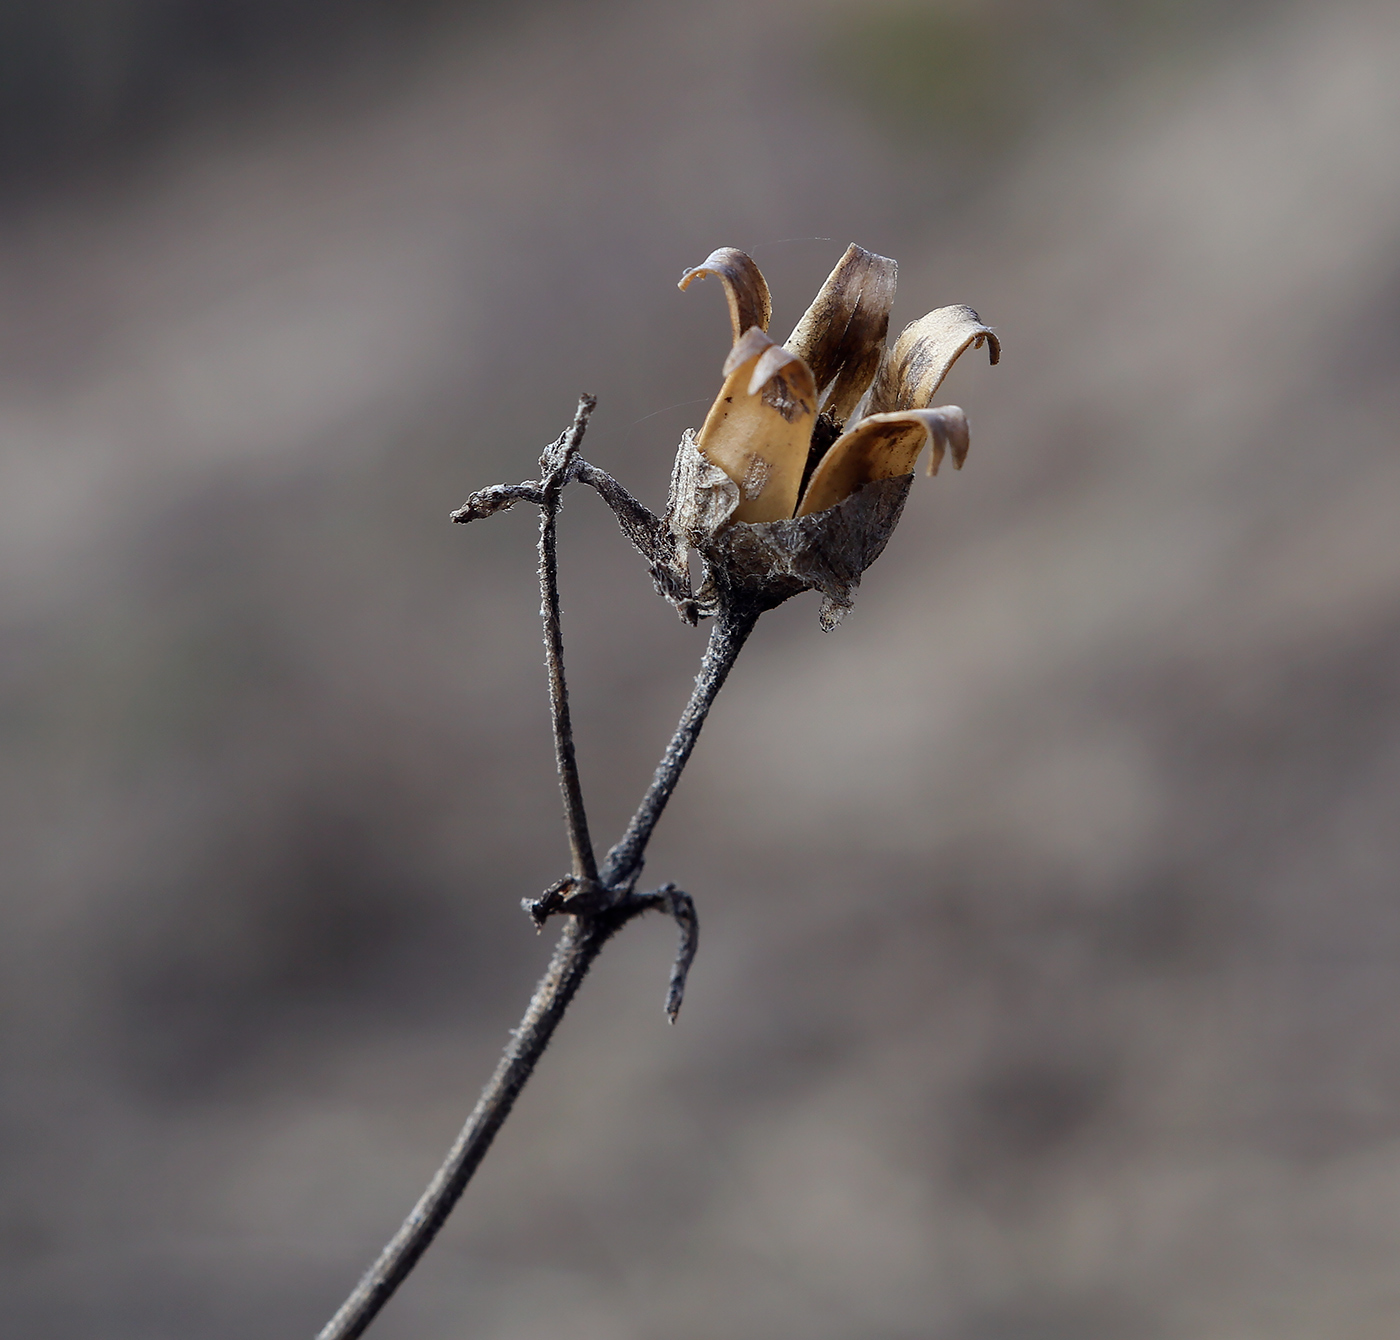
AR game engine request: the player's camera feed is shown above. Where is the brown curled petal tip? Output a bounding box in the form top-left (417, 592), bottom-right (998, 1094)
top-left (679, 248), bottom-right (773, 345)
top-left (795, 407), bottom-right (968, 516)
top-left (784, 243), bottom-right (898, 423)
top-left (917, 405), bottom-right (970, 474)
top-left (867, 306), bottom-right (999, 415)
top-left (747, 343), bottom-right (804, 396)
top-left (722, 325), bottom-right (774, 376)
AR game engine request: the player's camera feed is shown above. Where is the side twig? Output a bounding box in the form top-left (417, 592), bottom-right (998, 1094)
top-left (538, 394), bottom-right (598, 884)
top-left (634, 883), bottom-right (699, 1024)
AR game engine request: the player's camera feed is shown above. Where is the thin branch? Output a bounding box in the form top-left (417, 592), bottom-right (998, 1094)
top-left (315, 915), bottom-right (610, 1340)
top-left (650, 884), bottom-right (699, 1024)
top-left (450, 480), bottom-right (545, 523)
top-left (601, 604), bottom-right (760, 890)
top-left (572, 460), bottom-right (697, 620)
top-left (538, 395), bottom-right (599, 884)
top-left (572, 460), bottom-right (670, 560)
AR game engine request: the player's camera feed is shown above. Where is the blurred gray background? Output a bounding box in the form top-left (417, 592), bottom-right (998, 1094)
top-left (2, 0), bottom-right (1399, 1336)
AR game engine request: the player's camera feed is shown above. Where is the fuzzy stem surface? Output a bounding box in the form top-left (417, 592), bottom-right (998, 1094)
top-left (601, 604), bottom-right (760, 890)
top-left (315, 917), bottom-right (611, 1340)
top-left (539, 396), bottom-right (599, 883)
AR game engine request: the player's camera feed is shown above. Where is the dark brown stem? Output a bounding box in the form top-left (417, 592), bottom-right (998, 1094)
top-left (315, 915), bottom-right (611, 1340)
top-left (601, 603), bottom-right (760, 890)
top-left (539, 395), bottom-right (598, 883)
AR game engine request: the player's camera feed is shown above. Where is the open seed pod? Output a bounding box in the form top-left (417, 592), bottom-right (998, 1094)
top-left (665, 244), bottom-right (998, 625)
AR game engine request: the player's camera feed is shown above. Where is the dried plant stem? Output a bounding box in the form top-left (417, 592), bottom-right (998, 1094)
top-left (317, 398), bottom-right (754, 1340)
top-left (539, 395), bottom-right (599, 884)
top-left (602, 605), bottom-right (759, 889)
top-left (316, 918), bottom-right (611, 1340)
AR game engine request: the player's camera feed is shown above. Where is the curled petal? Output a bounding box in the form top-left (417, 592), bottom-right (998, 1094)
top-left (796, 407), bottom-right (970, 517)
top-left (867, 306), bottom-right (1000, 415)
top-left (747, 342), bottom-right (806, 396)
top-left (679, 248), bottom-right (772, 345)
top-left (723, 324), bottom-right (774, 375)
top-left (785, 243), bottom-right (898, 424)
top-left (696, 327), bottom-right (816, 523)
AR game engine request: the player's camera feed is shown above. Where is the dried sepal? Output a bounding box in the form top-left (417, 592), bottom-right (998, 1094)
top-left (785, 243), bottom-right (898, 424)
top-left (703, 473), bottom-right (914, 627)
top-left (694, 327), bottom-right (816, 523)
top-left (796, 406), bottom-right (970, 517)
top-left (867, 305), bottom-right (1001, 415)
top-left (666, 426), bottom-right (739, 560)
top-left (678, 248), bottom-right (772, 346)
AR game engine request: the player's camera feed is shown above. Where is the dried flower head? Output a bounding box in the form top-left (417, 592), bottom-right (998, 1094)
top-left (666, 244), bottom-right (999, 627)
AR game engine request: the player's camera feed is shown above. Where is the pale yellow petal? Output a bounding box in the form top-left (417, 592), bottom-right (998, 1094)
top-left (678, 248), bottom-right (772, 345)
top-left (795, 407), bottom-right (969, 516)
top-left (747, 342), bottom-right (805, 396)
top-left (784, 243), bottom-right (898, 423)
top-left (723, 324), bottom-right (773, 376)
top-left (867, 306), bottom-right (1000, 415)
top-left (696, 328), bottom-right (816, 523)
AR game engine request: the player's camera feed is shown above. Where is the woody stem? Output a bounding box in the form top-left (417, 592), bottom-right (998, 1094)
top-left (601, 603), bottom-right (761, 890)
top-left (539, 395), bottom-right (599, 884)
top-left (317, 911), bottom-right (624, 1340)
